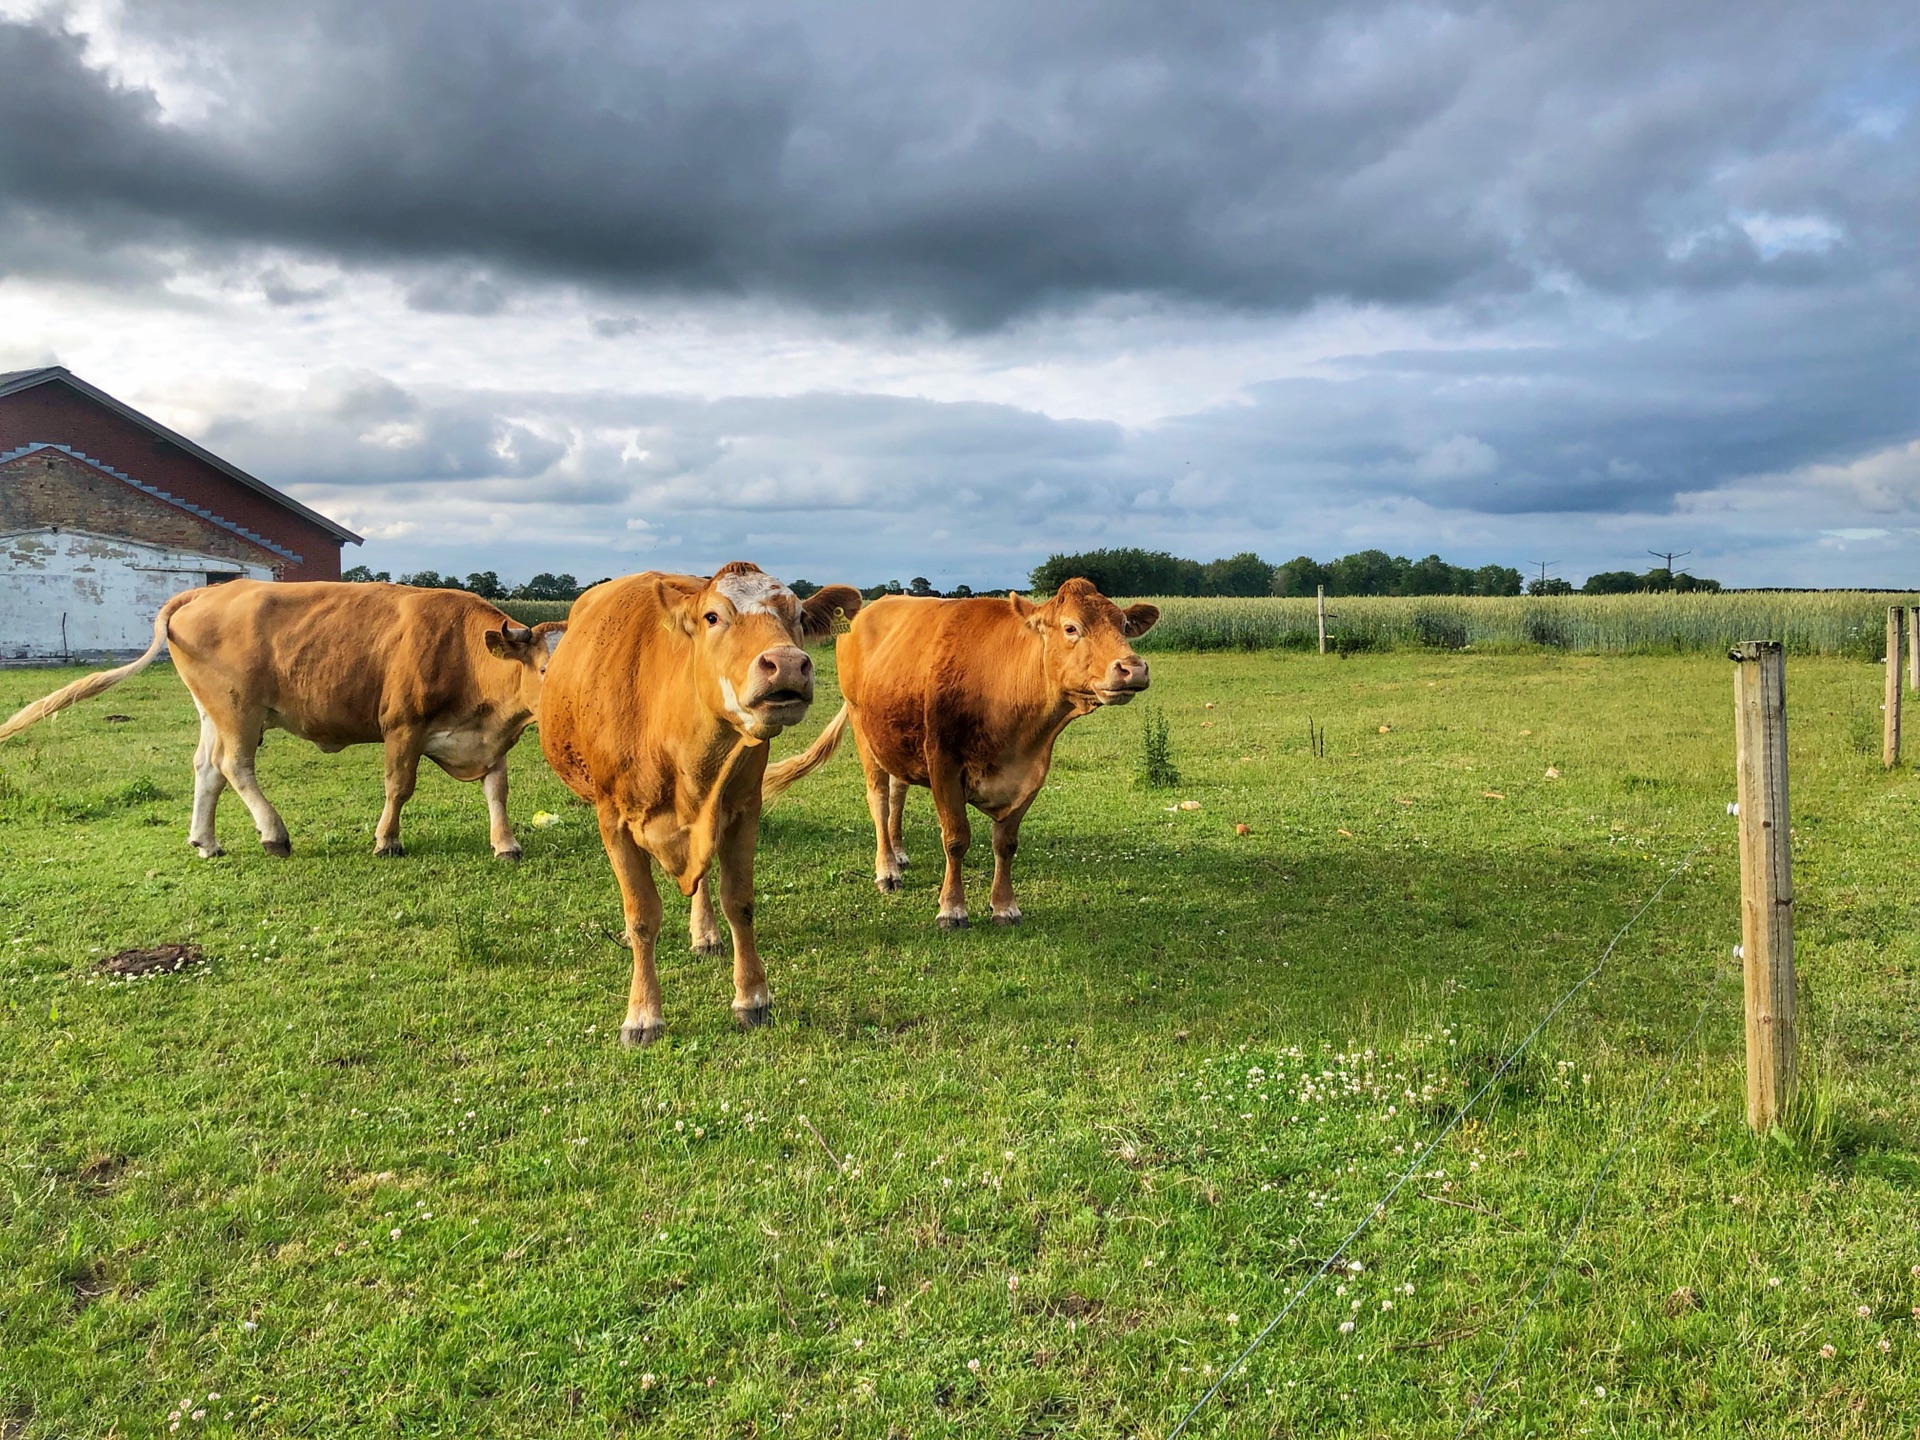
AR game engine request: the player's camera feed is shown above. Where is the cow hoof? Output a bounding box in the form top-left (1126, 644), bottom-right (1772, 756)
top-left (895, 852), bottom-right (911, 869)
top-left (261, 839), bottom-right (292, 858)
top-left (620, 1022), bottom-right (665, 1048)
top-left (374, 842), bottom-right (405, 858)
top-left (876, 875), bottom-right (903, 893)
top-left (692, 939), bottom-right (728, 957)
top-left (191, 841), bottom-right (224, 859)
top-left (993, 910), bottom-right (1022, 927)
top-left (494, 846), bottom-right (524, 864)
top-left (937, 913), bottom-right (969, 931)
top-left (733, 1003), bottom-right (772, 1029)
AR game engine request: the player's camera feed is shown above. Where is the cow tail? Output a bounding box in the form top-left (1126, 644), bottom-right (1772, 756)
top-left (761, 703), bottom-right (850, 804)
top-left (0, 587), bottom-right (202, 744)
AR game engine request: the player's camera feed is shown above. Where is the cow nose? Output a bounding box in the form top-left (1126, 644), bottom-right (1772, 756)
top-left (751, 646), bottom-right (814, 701)
top-left (1109, 654), bottom-right (1150, 689)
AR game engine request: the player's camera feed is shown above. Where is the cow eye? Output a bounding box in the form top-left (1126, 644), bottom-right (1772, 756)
top-left (704, 611), bottom-right (721, 627)
top-left (1063, 623), bottom-right (1080, 638)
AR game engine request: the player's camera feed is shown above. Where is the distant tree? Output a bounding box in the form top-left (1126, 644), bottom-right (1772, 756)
top-left (1527, 576), bottom-right (1576, 596)
top-left (463, 571), bottom-right (508, 601)
top-left (1270, 555), bottom-right (1329, 597)
top-left (1326, 549), bottom-right (1406, 596)
top-left (513, 573), bottom-right (581, 601)
top-left (908, 576), bottom-right (938, 597)
top-left (788, 579), bottom-right (821, 598)
top-left (398, 570), bottom-right (459, 589)
top-left (1200, 552), bottom-right (1276, 597)
top-left (861, 580), bottom-right (906, 601)
top-left (1029, 548), bottom-right (1202, 597)
top-left (1581, 567), bottom-right (1720, 595)
top-left (949, 583), bottom-right (975, 599)
top-left (1582, 569), bottom-right (1648, 594)
top-left (1472, 564), bottom-right (1524, 597)
top-left (342, 565), bottom-right (390, 583)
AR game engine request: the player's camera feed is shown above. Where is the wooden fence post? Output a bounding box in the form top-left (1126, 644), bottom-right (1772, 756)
top-left (1317, 585), bottom-right (1328, 656)
top-left (1886, 607), bottom-right (1904, 768)
top-left (1908, 604), bottom-right (1918, 694)
top-left (1731, 641), bottom-right (1796, 1133)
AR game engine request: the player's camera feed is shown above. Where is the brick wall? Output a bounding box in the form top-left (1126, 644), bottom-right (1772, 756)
top-left (0, 382), bottom-right (347, 580)
top-left (0, 449), bottom-right (283, 573)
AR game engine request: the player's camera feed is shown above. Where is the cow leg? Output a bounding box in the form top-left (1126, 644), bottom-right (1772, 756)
top-left (928, 762), bottom-right (972, 929)
top-left (715, 813), bottom-right (771, 1027)
top-left (858, 743), bottom-right (903, 894)
top-left (374, 731), bottom-right (424, 857)
top-left (598, 806), bottom-right (666, 1046)
top-left (887, 774), bottom-right (910, 870)
top-left (482, 758), bottom-right (522, 861)
top-left (188, 705), bottom-right (227, 858)
top-left (218, 721), bottom-right (291, 857)
top-left (989, 798), bottom-right (1035, 926)
top-left (688, 872), bottom-right (727, 955)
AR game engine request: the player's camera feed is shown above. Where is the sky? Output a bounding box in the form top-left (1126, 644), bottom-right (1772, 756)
top-left (1, 0), bottom-right (1915, 591)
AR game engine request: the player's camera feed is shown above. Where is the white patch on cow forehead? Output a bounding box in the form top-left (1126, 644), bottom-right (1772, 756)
top-left (713, 570), bottom-right (794, 615)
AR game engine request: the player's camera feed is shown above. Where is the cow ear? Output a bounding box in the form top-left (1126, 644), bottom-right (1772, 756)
top-left (1121, 603), bottom-right (1160, 638)
top-left (800, 585), bottom-right (862, 641)
top-left (485, 627), bottom-right (510, 658)
top-left (650, 577), bottom-right (700, 637)
top-left (1008, 592), bottom-right (1047, 632)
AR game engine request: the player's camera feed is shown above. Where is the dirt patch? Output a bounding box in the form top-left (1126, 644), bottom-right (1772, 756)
top-left (72, 1152), bottom-right (129, 1194)
top-left (96, 943), bottom-right (204, 977)
top-left (102, 715), bottom-right (133, 724)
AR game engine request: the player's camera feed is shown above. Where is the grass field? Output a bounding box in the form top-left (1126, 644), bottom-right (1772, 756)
top-left (2, 649), bottom-right (1918, 1437)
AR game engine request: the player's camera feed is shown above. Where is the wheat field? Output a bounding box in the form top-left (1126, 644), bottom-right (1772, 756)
top-left (1118, 592), bottom-right (1920, 657)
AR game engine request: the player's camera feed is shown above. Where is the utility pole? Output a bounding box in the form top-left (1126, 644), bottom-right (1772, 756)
top-left (1648, 548), bottom-right (1692, 575)
top-left (1528, 560), bottom-right (1558, 589)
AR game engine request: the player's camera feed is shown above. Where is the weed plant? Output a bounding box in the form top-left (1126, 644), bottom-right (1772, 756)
top-left (1136, 705), bottom-right (1180, 788)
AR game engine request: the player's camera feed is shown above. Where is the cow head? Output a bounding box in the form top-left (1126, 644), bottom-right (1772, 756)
top-left (485, 620), bottom-right (568, 710)
top-left (654, 563), bottom-right (860, 741)
top-left (1012, 578), bottom-right (1158, 707)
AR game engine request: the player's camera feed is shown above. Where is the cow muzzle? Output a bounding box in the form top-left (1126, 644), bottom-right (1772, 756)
top-left (741, 645), bottom-right (815, 733)
top-left (1095, 654), bottom-right (1151, 705)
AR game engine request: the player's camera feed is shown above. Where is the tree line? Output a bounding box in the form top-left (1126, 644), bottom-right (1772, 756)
top-left (1027, 548), bottom-right (1525, 598)
top-left (343, 553), bottom-right (1721, 604)
top-left (342, 567), bottom-right (608, 601)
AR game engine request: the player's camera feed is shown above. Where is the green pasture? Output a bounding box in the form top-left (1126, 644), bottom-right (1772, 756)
top-left (1, 650), bottom-right (1917, 1437)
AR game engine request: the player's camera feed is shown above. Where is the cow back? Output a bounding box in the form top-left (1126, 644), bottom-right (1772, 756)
top-left (165, 581), bottom-right (527, 747)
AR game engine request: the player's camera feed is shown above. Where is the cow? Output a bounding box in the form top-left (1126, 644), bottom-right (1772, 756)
top-left (537, 563), bottom-right (861, 1046)
top-left (0, 580), bottom-right (566, 860)
top-left (763, 577), bottom-right (1158, 928)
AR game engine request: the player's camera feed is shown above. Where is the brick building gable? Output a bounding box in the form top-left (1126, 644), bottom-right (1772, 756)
top-left (0, 369), bottom-right (359, 581)
top-left (0, 444), bottom-right (292, 574)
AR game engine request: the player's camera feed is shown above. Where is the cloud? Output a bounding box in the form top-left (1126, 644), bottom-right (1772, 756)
top-left (0, 3), bottom-right (1911, 325)
top-left (0, 1), bottom-right (1913, 591)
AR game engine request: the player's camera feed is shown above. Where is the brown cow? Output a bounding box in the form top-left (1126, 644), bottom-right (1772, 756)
top-left (764, 577), bottom-right (1158, 927)
top-left (0, 581), bottom-right (565, 860)
top-left (538, 564), bottom-right (860, 1046)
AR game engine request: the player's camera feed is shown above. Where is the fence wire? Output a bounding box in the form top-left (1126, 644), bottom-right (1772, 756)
top-left (1452, 991), bottom-right (1717, 1435)
top-left (1165, 830), bottom-right (1716, 1440)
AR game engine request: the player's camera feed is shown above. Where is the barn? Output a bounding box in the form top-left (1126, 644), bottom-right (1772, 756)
top-left (0, 367), bottom-right (361, 663)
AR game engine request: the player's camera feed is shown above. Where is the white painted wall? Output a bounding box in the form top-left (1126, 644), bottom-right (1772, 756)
top-left (0, 527), bottom-right (273, 662)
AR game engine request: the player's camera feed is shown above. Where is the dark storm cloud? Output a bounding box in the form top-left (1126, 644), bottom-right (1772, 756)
top-left (0, 1), bottom-right (1912, 323)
